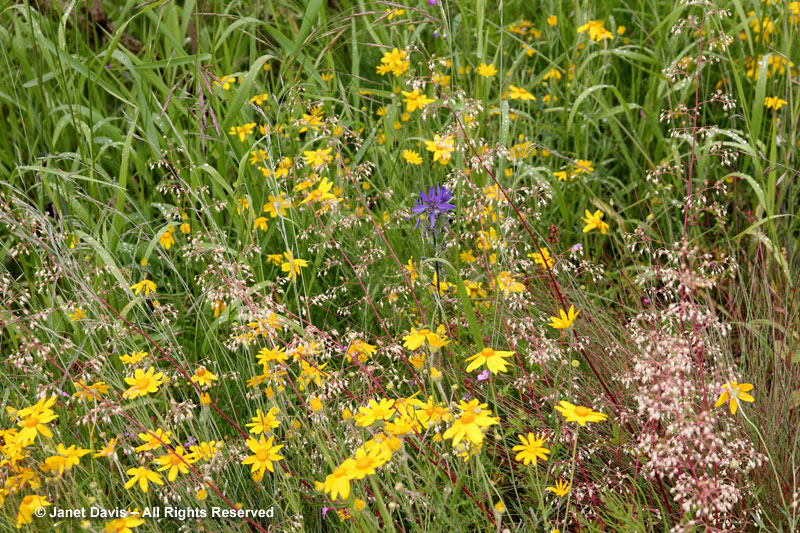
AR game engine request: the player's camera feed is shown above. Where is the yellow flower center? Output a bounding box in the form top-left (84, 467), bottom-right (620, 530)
top-left (574, 406), bottom-right (591, 418)
top-left (24, 416), bottom-right (40, 428)
top-left (256, 449), bottom-right (269, 461)
top-left (481, 348), bottom-right (495, 358)
top-left (355, 456), bottom-right (373, 470)
top-left (136, 378), bottom-right (151, 390)
top-left (460, 412), bottom-right (477, 424)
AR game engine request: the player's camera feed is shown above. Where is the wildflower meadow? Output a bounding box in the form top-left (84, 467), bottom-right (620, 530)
top-left (1, 0), bottom-right (799, 531)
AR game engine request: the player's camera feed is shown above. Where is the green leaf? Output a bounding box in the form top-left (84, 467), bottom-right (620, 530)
top-left (292, 0), bottom-right (324, 57)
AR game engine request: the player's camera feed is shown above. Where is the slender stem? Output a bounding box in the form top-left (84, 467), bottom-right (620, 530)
top-left (740, 408), bottom-right (787, 509)
top-left (532, 461), bottom-right (549, 526)
top-left (489, 375), bottom-right (498, 412)
top-left (369, 475), bottom-right (398, 533)
top-left (563, 428), bottom-right (579, 530)
top-left (433, 230), bottom-right (442, 321)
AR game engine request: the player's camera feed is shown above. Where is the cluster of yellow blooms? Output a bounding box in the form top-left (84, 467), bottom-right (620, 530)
top-left (345, 339), bottom-right (378, 364)
top-left (1, 390), bottom-right (222, 529)
top-left (743, 54), bottom-right (795, 80)
top-left (376, 48), bottom-right (410, 77)
top-left (424, 134), bottom-right (455, 165)
top-left (320, 434), bottom-right (399, 501)
top-left (577, 20), bottom-right (614, 42)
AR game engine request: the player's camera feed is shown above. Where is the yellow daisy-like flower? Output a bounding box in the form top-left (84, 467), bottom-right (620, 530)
top-left (124, 466), bottom-right (164, 494)
top-left (442, 399), bottom-right (500, 447)
top-left (345, 445), bottom-right (391, 479)
top-left (156, 446), bottom-right (197, 482)
top-left (464, 347), bottom-right (515, 374)
top-left (323, 459), bottom-right (356, 501)
top-left (427, 332), bottom-right (451, 349)
top-left (346, 339), bottom-right (377, 363)
top-left (104, 513), bottom-right (146, 532)
top-left (401, 89), bottom-right (435, 112)
top-left (72, 380), bottom-right (110, 401)
top-left (51, 444), bottom-right (92, 474)
top-left (190, 441), bottom-right (222, 461)
top-left (577, 20), bottom-right (613, 42)
top-left (190, 367), bottom-right (218, 387)
top-left (402, 149), bottom-right (422, 165)
top-left (764, 96), bottom-right (787, 110)
top-left (402, 327), bottom-right (434, 350)
top-left (494, 271), bottom-right (526, 294)
top-left (554, 401), bottom-right (608, 426)
top-left (424, 134), bottom-right (455, 165)
top-left (159, 229), bottom-right (175, 250)
top-left (250, 93), bottom-right (269, 105)
top-left (123, 367), bottom-right (166, 400)
top-left (257, 346), bottom-right (288, 366)
top-left (714, 381), bottom-right (755, 414)
top-left (546, 479), bottom-right (570, 497)
top-left (246, 407), bottom-right (281, 435)
top-left (211, 300), bottom-right (226, 317)
top-left (228, 122), bottom-right (256, 142)
top-left (574, 159), bottom-right (594, 174)
top-left (281, 250), bottom-right (308, 281)
top-left (304, 147), bottom-right (333, 168)
top-left (527, 248), bottom-right (555, 269)
top-left (241, 435), bottom-right (284, 476)
top-left (408, 353), bottom-right (425, 368)
top-left (263, 193), bottom-right (291, 218)
top-left (16, 406), bottom-right (58, 445)
top-left (214, 74), bottom-right (238, 90)
top-left (309, 396), bottom-right (323, 411)
top-left (477, 62), bottom-right (498, 78)
top-left (130, 279), bottom-right (157, 296)
top-left (355, 398), bottom-right (396, 427)
top-left (119, 351), bottom-right (148, 365)
top-left (548, 305), bottom-right (580, 329)
top-left (385, 8), bottom-right (404, 20)
top-left (16, 495), bottom-right (51, 528)
top-left (300, 177), bottom-right (337, 206)
top-left (93, 438), bottom-right (118, 458)
top-left (254, 216), bottom-right (269, 232)
top-left (458, 250), bottom-right (478, 263)
top-left (511, 432), bottom-right (550, 465)
top-left (581, 209), bottom-right (609, 234)
top-left (508, 85), bottom-right (535, 101)
top-left (135, 428), bottom-right (171, 452)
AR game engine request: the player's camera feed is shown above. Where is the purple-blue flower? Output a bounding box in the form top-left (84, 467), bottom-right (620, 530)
top-left (410, 184), bottom-right (456, 230)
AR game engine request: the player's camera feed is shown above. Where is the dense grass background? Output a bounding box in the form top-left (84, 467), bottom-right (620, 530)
top-left (0, 0), bottom-right (798, 531)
